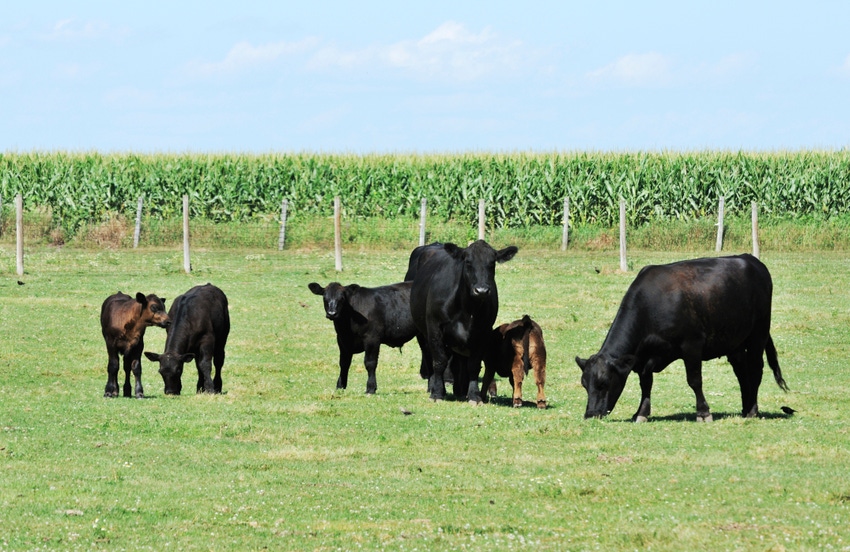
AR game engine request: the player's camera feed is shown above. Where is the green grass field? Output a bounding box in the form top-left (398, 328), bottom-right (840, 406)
top-left (1, 244), bottom-right (849, 550)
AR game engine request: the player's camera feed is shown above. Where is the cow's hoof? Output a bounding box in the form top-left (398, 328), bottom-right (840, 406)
top-left (634, 415), bottom-right (649, 423)
top-left (468, 399), bottom-right (483, 406)
top-left (135, 394), bottom-right (145, 399)
top-left (103, 392), bottom-right (117, 398)
top-left (430, 397), bottom-right (444, 403)
top-left (512, 400), bottom-right (522, 408)
top-left (537, 401), bottom-right (548, 409)
top-left (696, 413), bottom-right (713, 422)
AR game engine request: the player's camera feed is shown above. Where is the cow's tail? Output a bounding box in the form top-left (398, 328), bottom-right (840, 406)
top-left (766, 333), bottom-right (789, 392)
top-left (521, 315), bottom-right (533, 375)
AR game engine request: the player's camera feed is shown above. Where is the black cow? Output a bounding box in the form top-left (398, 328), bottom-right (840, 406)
top-left (308, 281), bottom-right (416, 394)
top-left (410, 240), bottom-right (518, 403)
top-left (100, 292), bottom-right (170, 398)
top-left (144, 283), bottom-right (230, 395)
top-left (575, 254), bottom-right (788, 421)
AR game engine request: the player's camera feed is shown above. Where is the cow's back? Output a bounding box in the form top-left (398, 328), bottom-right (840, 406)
top-left (609, 254), bottom-right (772, 359)
top-left (100, 293), bottom-right (140, 346)
top-left (166, 284), bottom-right (230, 351)
top-left (347, 282), bottom-right (415, 347)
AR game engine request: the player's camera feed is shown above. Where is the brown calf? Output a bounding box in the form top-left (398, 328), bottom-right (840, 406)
top-left (100, 292), bottom-right (170, 398)
top-left (481, 315), bottom-right (547, 408)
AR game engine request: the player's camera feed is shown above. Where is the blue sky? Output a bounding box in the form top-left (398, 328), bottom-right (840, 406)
top-left (3, 1), bottom-right (850, 153)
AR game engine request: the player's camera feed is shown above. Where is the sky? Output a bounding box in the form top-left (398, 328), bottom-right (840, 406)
top-left (3, 1), bottom-right (850, 154)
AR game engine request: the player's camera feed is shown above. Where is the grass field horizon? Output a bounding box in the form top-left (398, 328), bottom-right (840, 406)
top-left (1, 242), bottom-right (849, 550)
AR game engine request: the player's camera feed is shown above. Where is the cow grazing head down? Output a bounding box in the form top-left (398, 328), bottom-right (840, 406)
top-left (138, 293), bottom-right (170, 329)
top-left (575, 353), bottom-right (633, 418)
top-left (308, 282), bottom-right (363, 322)
top-left (144, 351), bottom-right (195, 395)
top-left (444, 240), bottom-right (518, 301)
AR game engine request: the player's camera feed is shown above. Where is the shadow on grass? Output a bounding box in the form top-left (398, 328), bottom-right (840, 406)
top-left (605, 410), bottom-right (795, 422)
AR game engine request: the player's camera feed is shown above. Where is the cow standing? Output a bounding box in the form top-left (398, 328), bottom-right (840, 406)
top-left (308, 281), bottom-right (416, 394)
top-left (410, 240), bottom-right (518, 403)
top-left (144, 283), bottom-right (230, 395)
top-left (575, 254), bottom-right (788, 421)
top-left (481, 315), bottom-right (547, 408)
top-left (100, 292), bottom-right (170, 398)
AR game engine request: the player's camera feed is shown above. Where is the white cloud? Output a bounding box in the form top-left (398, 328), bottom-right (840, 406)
top-left (187, 37), bottom-right (320, 77)
top-left (308, 21), bottom-right (528, 82)
top-left (589, 52), bottom-right (672, 87)
top-left (41, 18), bottom-right (121, 41)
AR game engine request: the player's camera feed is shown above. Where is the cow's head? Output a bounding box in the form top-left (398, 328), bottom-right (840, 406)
top-left (445, 240), bottom-right (518, 301)
top-left (308, 282), bottom-right (359, 320)
top-left (136, 293), bottom-right (170, 328)
top-left (144, 351), bottom-right (195, 395)
top-left (575, 353), bottom-right (632, 418)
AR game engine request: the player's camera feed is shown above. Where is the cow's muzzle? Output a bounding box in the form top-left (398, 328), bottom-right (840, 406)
top-left (471, 285), bottom-right (491, 297)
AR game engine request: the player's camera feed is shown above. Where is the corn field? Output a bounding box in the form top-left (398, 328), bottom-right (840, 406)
top-left (1, 150), bottom-right (848, 234)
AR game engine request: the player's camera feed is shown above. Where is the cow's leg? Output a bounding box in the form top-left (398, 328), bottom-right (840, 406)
top-left (479, 365), bottom-right (496, 404)
top-left (336, 349), bottom-right (353, 390)
top-left (213, 347), bottom-right (225, 394)
top-left (510, 351), bottom-right (524, 408)
top-left (732, 347), bottom-right (764, 418)
top-left (465, 354), bottom-right (484, 405)
top-left (633, 370), bottom-right (653, 422)
top-left (428, 338), bottom-right (449, 402)
top-left (130, 359), bottom-right (144, 398)
top-left (531, 339), bottom-right (547, 409)
top-left (450, 355), bottom-right (467, 400)
top-left (363, 344), bottom-right (380, 395)
top-left (104, 348), bottom-right (120, 398)
top-left (196, 346), bottom-right (215, 393)
top-left (684, 357), bottom-right (711, 422)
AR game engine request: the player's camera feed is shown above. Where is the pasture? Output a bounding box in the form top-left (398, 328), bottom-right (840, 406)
top-left (1, 245), bottom-right (849, 550)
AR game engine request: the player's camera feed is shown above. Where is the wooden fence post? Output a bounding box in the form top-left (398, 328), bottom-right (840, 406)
top-left (133, 196), bottom-right (144, 248)
top-left (183, 195), bottom-right (191, 273)
top-left (278, 199), bottom-right (289, 251)
top-left (478, 199), bottom-right (486, 241)
top-left (715, 196), bottom-right (725, 253)
top-left (619, 198), bottom-right (627, 272)
top-left (561, 197), bottom-right (570, 251)
top-left (16, 194), bottom-right (23, 277)
top-left (334, 196), bottom-right (343, 271)
top-left (419, 198), bottom-right (427, 246)
top-left (751, 201), bottom-right (760, 259)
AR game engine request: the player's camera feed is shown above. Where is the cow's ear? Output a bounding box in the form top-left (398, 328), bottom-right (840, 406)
top-left (181, 353), bottom-right (195, 363)
top-left (308, 282), bottom-right (324, 295)
top-left (496, 246), bottom-right (518, 263)
top-left (135, 292), bottom-right (147, 305)
top-left (144, 352), bottom-right (161, 362)
top-left (575, 356), bottom-right (587, 371)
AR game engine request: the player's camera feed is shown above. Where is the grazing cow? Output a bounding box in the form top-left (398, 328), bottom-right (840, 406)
top-left (575, 254), bottom-right (789, 422)
top-left (481, 315), bottom-right (547, 408)
top-left (100, 292), bottom-right (170, 398)
top-left (410, 240), bottom-right (518, 403)
top-left (308, 281), bottom-right (417, 394)
top-left (144, 283), bottom-right (230, 395)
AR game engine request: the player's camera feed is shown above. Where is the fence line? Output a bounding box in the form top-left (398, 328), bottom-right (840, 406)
top-left (182, 195), bottom-right (191, 273)
top-left (334, 196), bottom-right (343, 272)
top-left (4, 194), bottom-right (772, 273)
top-left (16, 194), bottom-right (23, 277)
top-left (133, 196), bottom-right (144, 249)
top-left (278, 199), bottom-right (289, 251)
top-left (715, 196), bottom-right (725, 252)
